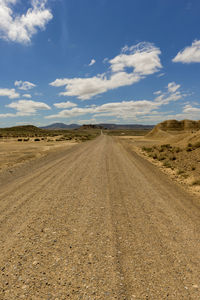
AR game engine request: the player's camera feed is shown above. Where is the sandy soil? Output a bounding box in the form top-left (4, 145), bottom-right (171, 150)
top-left (0, 135), bottom-right (200, 299)
top-left (0, 138), bottom-right (77, 172)
top-left (119, 135), bottom-right (200, 197)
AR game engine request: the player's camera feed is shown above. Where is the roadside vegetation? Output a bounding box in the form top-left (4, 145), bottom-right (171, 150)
top-left (142, 142), bottom-right (200, 186)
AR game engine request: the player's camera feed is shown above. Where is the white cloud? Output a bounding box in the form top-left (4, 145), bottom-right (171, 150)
top-left (89, 59), bottom-right (96, 66)
top-left (0, 113), bottom-right (17, 118)
top-left (110, 42), bottom-right (161, 74)
top-left (45, 100), bottom-right (161, 120)
top-left (0, 88), bottom-right (19, 99)
top-left (5, 99), bottom-right (51, 116)
top-left (0, 0), bottom-right (53, 44)
top-left (46, 81), bottom-right (184, 121)
top-left (22, 93), bottom-right (31, 98)
top-left (50, 42), bottom-right (162, 100)
top-left (183, 104), bottom-right (200, 113)
top-left (173, 40), bottom-right (200, 63)
top-left (154, 90), bottom-right (162, 95)
top-left (15, 80), bottom-right (36, 90)
top-left (46, 107), bottom-right (94, 119)
top-left (157, 72), bottom-right (165, 77)
top-left (53, 101), bottom-right (77, 109)
top-left (167, 82), bottom-right (181, 93)
top-left (155, 82), bottom-right (182, 105)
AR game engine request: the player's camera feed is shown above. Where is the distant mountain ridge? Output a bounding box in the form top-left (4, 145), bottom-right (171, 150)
top-left (40, 123), bottom-right (80, 129)
top-left (41, 123), bottom-right (154, 130)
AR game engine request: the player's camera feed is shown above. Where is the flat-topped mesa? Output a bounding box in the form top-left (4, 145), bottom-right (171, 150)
top-left (80, 124), bottom-right (104, 130)
top-left (146, 119), bottom-right (200, 139)
top-left (157, 119), bottom-right (200, 131)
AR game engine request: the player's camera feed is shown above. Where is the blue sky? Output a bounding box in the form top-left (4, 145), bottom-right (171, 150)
top-left (0, 0), bottom-right (200, 127)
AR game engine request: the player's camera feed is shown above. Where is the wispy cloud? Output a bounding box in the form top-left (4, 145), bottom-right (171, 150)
top-left (157, 72), bottom-right (165, 77)
top-left (50, 42), bottom-right (162, 100)
top-left (15, 80), bottom-right (36, 90)
top-left (0, 0), bottom-right (53, 44)
top-left (173, 40), bottom-right (200, 63)
top-left (154, 82), bottom-right (182, 105)
top-left (89, 59), bottom-right (96, 66)
top-left (167, 82), bottom-right (181, 93)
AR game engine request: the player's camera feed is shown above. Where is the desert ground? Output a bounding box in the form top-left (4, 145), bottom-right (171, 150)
top-left (0, 130), bottom-right (200, 299)
top-left (0, 125), bottom-right (99, 172)
top-left (0, 137), bottom-right (77, 172)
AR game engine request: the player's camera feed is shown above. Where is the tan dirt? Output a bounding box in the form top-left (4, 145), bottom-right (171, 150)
top-left (0, 138), bottom-right (77, 172)
top-left (0, 135), bottom-right (200, 299)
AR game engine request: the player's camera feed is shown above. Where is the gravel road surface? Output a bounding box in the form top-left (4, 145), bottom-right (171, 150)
top-left (0, 135), bottom-right (199, 299)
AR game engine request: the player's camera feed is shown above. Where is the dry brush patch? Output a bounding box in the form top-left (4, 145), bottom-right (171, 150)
top-left (142, 142), bottom-right (200, 189)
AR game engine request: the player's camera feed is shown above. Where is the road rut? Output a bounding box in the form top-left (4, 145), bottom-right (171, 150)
top-left (0, 135), bottom-right (199, 299)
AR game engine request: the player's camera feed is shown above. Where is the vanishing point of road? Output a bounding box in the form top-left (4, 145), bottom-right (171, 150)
top-left (0, 135), bottom-right (199, 299)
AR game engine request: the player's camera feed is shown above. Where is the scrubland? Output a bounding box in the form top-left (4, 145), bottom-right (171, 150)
top-left (0, 125), bottom-right (100, 171)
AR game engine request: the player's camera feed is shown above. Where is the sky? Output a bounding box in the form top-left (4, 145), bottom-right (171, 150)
top-left (0, 0), bottom-right (200, 127)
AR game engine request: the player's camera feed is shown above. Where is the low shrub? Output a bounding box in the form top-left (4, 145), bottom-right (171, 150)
top-left (177, 169), bottom-right (184, 175)
top-left (169, 155), bottom-right (176, 161)
top-left (142, 146), bottom-right (152, 152)
top-left (191, 179), bottom-right (200, 186)
top-left (163, 161), bottom-right (171, 168)
top-left (186, 147), bottom-right (193, 152)
top-left (158, 155), bottom-right (166, 161)
top-left (175, 147), bottom-right (181, 153)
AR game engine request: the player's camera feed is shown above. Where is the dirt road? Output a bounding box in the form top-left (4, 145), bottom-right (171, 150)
top-left (0, 135), bottom-right (199, 299)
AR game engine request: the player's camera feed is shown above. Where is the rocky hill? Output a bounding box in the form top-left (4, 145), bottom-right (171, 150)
top-left (147, 119), bottom-right (200, 139)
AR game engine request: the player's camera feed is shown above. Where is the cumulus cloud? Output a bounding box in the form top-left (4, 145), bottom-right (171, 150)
top-left (89, 59), bottom-right (96, 66)
top-left (0, 0), bottom-right (53, 44)
top-left (53, 101), bottom-right (77, 109)
top-left (50, 42), bottom-right (162, 100)
top-left (5, 99), bottom-right (51, 116)
top-left (110, 42), bottom-right (161, 74)
top-left (0, 88), bottom-right (19, 99)
top-left (15, 80), bottom-right (36, 90)
top-left (173, 40), bottom-right (200, 63)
